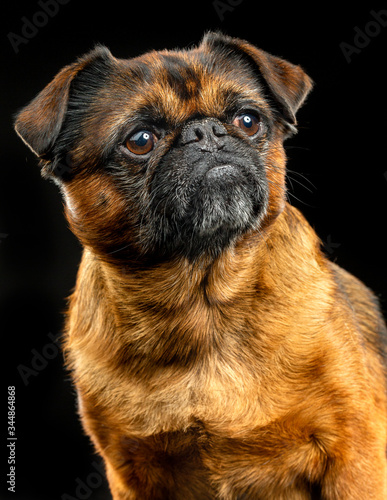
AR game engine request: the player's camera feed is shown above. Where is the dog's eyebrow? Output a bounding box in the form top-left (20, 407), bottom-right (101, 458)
top-left (113, 104), bottom-right (168, 136)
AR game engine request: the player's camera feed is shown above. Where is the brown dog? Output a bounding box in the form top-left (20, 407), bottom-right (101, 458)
top-left (15, 32), bottom-right (387, 499)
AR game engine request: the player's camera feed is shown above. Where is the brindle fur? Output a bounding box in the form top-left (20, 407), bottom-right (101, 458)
top-left (15, 32), bottom-right (387, 499)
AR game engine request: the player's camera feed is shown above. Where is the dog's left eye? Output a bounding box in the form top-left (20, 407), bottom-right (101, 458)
top-left (232, 113), bottom-right (261, 137)
top-left (125, 130), bottom-right (158, 155)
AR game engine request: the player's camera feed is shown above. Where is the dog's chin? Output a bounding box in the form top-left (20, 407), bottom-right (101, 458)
top-left (149, 161), bottom-right (268, 260)
top-left (188, 165), bottom-right (261, 234)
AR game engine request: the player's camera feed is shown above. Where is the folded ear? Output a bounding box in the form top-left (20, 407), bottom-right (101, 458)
top-left (14, 45), bottom-right (114, 159)
top-left (201, 32), bottom-right (313, 132)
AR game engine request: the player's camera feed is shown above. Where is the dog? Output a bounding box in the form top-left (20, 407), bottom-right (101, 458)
top-left (15, 32), bottom-right (387, 499)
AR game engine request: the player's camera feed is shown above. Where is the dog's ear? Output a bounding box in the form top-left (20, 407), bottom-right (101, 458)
top-left (14, 45), bottom-right (114, 160)
top-left (201, 32), bottom-right (313, 132)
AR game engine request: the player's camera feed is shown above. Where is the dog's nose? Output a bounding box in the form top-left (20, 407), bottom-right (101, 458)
top-left (179, 119), bottom-right (227, 152)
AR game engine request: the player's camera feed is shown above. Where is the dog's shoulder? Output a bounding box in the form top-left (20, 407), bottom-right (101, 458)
top-left (328, 260), bottom-right (387, 367)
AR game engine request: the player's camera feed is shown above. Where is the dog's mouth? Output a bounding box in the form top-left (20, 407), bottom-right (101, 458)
top-left (148, 147), bottom-right (269, 258)
top-left (190, 160), bottom-right (261, 228)
top-left (205, 164), bottom-right (237, 178)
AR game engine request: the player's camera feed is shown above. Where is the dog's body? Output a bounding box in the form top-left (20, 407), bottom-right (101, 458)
top-left (15, 33), bottom-right (387, 499)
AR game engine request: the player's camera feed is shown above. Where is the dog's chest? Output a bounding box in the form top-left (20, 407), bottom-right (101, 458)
top-left (100, 404), bottom-right (326, 499)
top-left (79, 356), bottom-right (327, 497)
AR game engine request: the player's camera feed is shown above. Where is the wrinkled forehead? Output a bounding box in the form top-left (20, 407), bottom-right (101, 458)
top-left (87, 48), bottom-right (271, 141)
top-left (121, 49), bottom-right (268, 122)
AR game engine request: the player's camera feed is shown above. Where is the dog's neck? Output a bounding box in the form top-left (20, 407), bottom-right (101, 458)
top-left (79, 204), bottom-right (323, 321)
top-left (90, 224), bottom-right (273, 323)
top-left (68, 203), bottom-right (326, 370)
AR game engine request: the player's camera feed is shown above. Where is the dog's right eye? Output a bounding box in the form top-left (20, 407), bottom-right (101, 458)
top-left (125, 130), bottom-right (158, 155)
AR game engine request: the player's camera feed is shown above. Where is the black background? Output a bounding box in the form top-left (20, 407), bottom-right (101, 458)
top-left (1, 1), bottom-right (387, 499)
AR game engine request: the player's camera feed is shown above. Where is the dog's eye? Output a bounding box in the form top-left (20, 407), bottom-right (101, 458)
top-left (125, 130), bottom-right (157, 155)
top-left (232, 113), bottom-right (261, 137)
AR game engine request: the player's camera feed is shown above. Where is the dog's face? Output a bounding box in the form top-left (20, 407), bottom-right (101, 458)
top-left (15, 33), bottom-right (312, 262)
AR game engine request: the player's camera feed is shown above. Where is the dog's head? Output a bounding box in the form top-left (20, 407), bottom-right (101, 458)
top-left (15, 32), bottom-right (312, 262)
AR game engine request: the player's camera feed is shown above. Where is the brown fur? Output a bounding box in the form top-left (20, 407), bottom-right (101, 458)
top-left (15, 32), bottom-right (387, 499)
